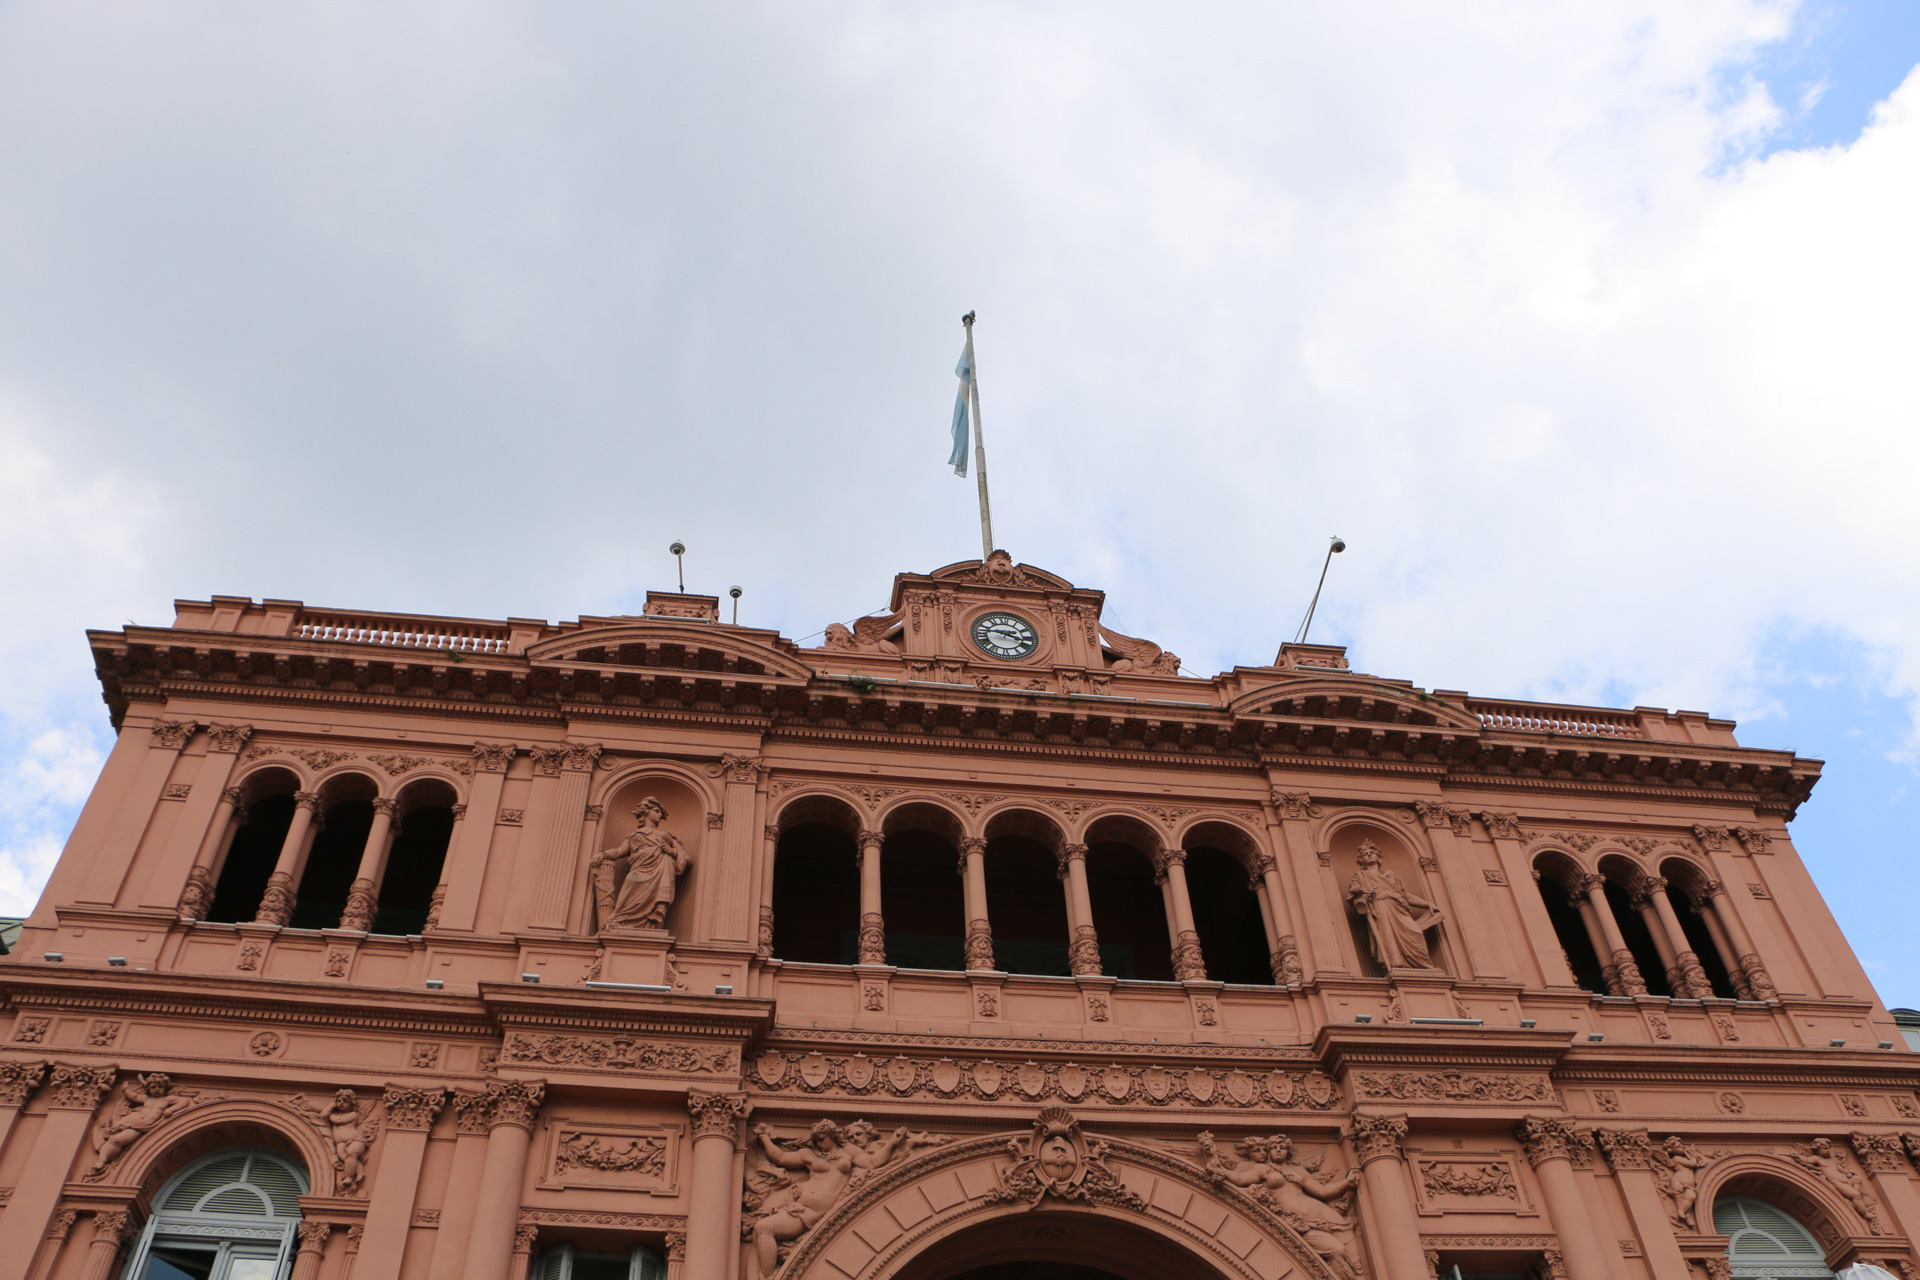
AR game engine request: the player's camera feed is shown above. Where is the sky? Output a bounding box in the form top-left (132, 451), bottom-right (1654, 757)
top-left (1, 3), bottom-right (1916, 1004)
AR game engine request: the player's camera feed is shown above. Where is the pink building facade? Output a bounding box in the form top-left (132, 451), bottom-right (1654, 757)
top-left (2, 554), bottom-right (1916, 1280)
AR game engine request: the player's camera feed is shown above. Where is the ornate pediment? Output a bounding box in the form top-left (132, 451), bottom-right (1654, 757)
top-left (525, 622), bottom-right (815, 681)
top-left (1225, 677), bottom-right (1484, 733)
top-left (923, 552), bottom-right (1075, 591)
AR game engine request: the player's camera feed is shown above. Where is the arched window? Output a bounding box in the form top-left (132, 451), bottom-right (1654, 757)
top-left (123, 1146), bottom-right (308, 1280)
top-left (207, 796), bottom-right (295, 924)
top-left (1713, 1194), bottom-right (1835, 1278)
top-left (1181, 846), bottom-right (1270, 985)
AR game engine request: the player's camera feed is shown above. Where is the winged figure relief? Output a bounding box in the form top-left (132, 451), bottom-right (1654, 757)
top-left (287, 1089), bottom-right (383, 1194)
top-left (1099, 626), bottom-right (1182, 675)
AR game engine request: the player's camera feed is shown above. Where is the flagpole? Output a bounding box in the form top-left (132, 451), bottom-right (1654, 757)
top-left (964, 312), bottom-right (995, 559)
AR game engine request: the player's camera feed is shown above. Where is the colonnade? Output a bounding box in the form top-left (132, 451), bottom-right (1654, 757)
top-left (1551, 866), bottom-right (1775, 1001)
top-left (825, 821), bottom-right (1302, 986)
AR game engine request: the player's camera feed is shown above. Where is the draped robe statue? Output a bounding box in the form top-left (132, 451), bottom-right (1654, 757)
top-left (592, 798), bottom-right (692, 932)
top-left (1347, 839), bottom-right (1441, 969)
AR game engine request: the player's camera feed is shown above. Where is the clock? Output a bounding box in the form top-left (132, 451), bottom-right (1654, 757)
top-left (970, 612), bottom-right (1039, 660)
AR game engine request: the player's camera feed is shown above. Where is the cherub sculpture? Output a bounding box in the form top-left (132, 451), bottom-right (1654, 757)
top-left (85, 1074), bottom-right (198, 1180)
top-left (742, 1119), bottom-right (942, 1277)
top-left (592, 798), bottom-right (692, 932)
top-left (1789, 1138), bottom-right (1884, 1234)
top-left (1201, 1131), bottom-right (1364, 1279)
top-left (290, 1089), bottom-right (382, 1194)
top-left (1649, 1136), bottom-right (1711, 1230)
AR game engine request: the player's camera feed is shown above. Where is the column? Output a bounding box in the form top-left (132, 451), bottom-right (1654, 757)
top-left (709, 754), bottom-right (763, 943)
top-left (1346, 1113), bottom-right (1428, 1280)
top-left (175, 788), bottom-right (243, 921)
top-left (1702, 880), bottom-right (1777, 1000)
top-left (1269, 790), bottom-right (1346, 976)
top-left (140, 722), bottom-right (253, 911)
top-left (255, 792), bottom-right (321, 925)
top-left (1568, 888), bottom-right (1619, 991)
top-left (291, 1223), bottom-right (332, 1280)
top-left (461, 1081), bottom-right (545, 1280)
top-left (1061, 843), bottom-right (1101, 977)
top-left (1154, 847), bottom-right (1206, 981)
top-left (81, 719), bottom-right (198, 905)
top-left (340, 799), bottom-right (400, 932)
top-left (1483, 812), bottom-right (1579, 988)
top-left (1691, 896), bottom-right (1752, 999)
top-left (0, 1064), bottom-right (118, 1280)
top-left (960, 837), bottom-right (993, 971)
top-left (76, 1210), bottom-right (134, 1280)
top-left (1629, 884), bottom-right (1682, 996)
top-left (1518, 1117), bottom-right (1614, 1280)
top-left (1255, 853), bottom-right (1304, 985)
top-left (0, 1061), bottom-right (47, 1154)
top-left (24, 1210), bottom-right (80, 1280)
top-left (1578, 875), bottom-right (1647, 996)
top-left (856, 829), bottom-right (885, 965)
top-left (756, 823), bottom-right (779, 963)
top-left (422, 803), bottom-right (465, 933)
top-left (1594, 1131), bottom-right (1690, 1279)
top-left (424, 1092), bottom-right (492, 1280)
top-left (1647, 880), bottom-right (1711, 999)
top-left (683, 1092), bottom-right (749, 1280)
top-left (1851, 1134), bottom-right (1920, 1244)
top-left (509, 1225), bottom-right (538, 1280)
top-left (435, 745), bottom-right (514, 933)
top-left (354, 1086), bottom-right (447, 1280)
top-left (528, 745), bottom-right (600, 930)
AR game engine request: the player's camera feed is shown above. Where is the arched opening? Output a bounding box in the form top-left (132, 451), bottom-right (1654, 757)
top-left (1600, 872), bottom-right (1672, 998)
top-left (1083, 816), bottom-right (1173, 981)
top-left (122, 1145), bottom-right (307, 1280)
top-left (1661, 859), bottom-right (1741, 999)
top-left (1532, 855), bottom-right (1607, 995)
top-left (1713, 1194), bottom-right (1835, 1278)
top-left (771, 816), bottom-right (860, 965)
top-left (891, 1213), bottom-right (1221, 1280)
top-left (289, 789), bottom-right (375, 931)
top-left (207, 787), bottom-right (295, 925)
top-left (1181, 843), bottom-right (1270, 985)
top-left (982, 833), bottom-right (1071, 976)
top-left (374, 780), bottom-right (458, 936)
top-left (879, 804), bottom-right (967, 971)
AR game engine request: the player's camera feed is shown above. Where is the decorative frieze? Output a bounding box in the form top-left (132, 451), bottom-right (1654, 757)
top-left (501, 1032), bottom-right (735, 1076)
top-left (1354, 1072), bottom-right (1553, 1104)
top-left (542, 1120), bottom-right (676, 1192)
top-left (748, 1049), bottom-right (1340, 1110)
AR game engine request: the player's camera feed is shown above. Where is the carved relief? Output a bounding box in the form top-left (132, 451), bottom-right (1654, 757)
top-left (1515, 1116), bottom-right (1591, 1168)
top-left (1357, 1072), bottom-right (1553, 1104)
top-left (1200, 1130), bottom-right (1361, 1277)
top-left (1648, 1137), bottom-right (1710, 1230)
top-left (12, 1017), bottom-right (49, 1044)
top-left (709, 753), bottom-right (764, 784)
top-left (288, 1089), bottom-right (381, 1193)
top-left (1348, 839), bottom-right (1442, 970)
top-left (1346, 1113), bottom-right (1408, 1164)
top-left (744, 1117), bottom-right (945, 1276)
top-left (480, 1079), bottom-right (546, 1132)
top-left (988, 1107), bottom-right (1142, 1211)
top-left (150, 720), bottom-right (199, 749)
top-left (591, 798), bottom-right (692, 933)
top-left (1851, 1132), bottom-right (1907, 1173)
top-left (177, 866), bottom-right (215, 921)
top-left (502, 1033), bottom-right (734, 1076)
top-left (84, 1072), bottom-right (209, 1180)
top-left (686, 1090), bottom-right (749, 1143)
top-left (1419, 1159), bottom-right (1520, 1199)
top-left (1479, 811), bottom-right (1524, 840)
top-left (964, 920), bottom-right (995, 971)
top-left (471, 742), bottom-right (517, 772)
top-left (206, 723), bottom-right (254, 753)
top-left (1692, 824), bottom-right (1732, 851)
top-left (1789, 1137), bottom-right (1884, 1233)
top-left (0, 1060), bottom-right (46, 1107)
top-left (543, 1121), bottom-right (675, 1192)
top-left (248, 1032), bottom-right (283, 1058)
top-left (1733, 826), bottom-right (1773, 855)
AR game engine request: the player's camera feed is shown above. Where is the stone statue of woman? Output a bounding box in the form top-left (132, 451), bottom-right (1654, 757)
top-left (596, 798), bottom-right (692, 932)
top-left (1347, 839), bottom-right (1442, 970)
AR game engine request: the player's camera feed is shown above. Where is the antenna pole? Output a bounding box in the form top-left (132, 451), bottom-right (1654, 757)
top-left (964, 313), bottom-right (994, 560)
top-left (1293, 537), bottom-right (1345, 645)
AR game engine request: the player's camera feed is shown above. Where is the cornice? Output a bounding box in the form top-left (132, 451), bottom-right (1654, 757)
top-left (1552, 1046), bottom-right (1920, 1090)
top-left (0, 967), bottom-right (494, 1038)
top-left (478, 985), bottom-right (773, 1041)
top-left (762, 1026), bottom-right (1317, 1062)
top-left (767, 723), bottom-right (1266, 773)
top-left (137, 678), bottom-right (565, 727)
top-left (1314, 1025), bottom-right (1573, 1075)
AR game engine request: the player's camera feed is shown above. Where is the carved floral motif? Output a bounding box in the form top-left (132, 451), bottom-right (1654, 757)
top-left (383, 1085), bottom-right (447, 1132)
top-left (502, 1033), bottom-right (733, 1075)
top-left (1356, 1072), bottom-right (1552, 1104)
top-left (48, 1063), bottom-right (118, 1110)
top-left (1420, 1161), bottom-right (1518, 1198)
top-left (1516, 1116), bottom-right (1592, 1168)
top-left (686, 1091), bottom-right (749, 1142)
top-left (0, 1060), bottom-right (46, 1107)
top-left (206, 723), bottom-right (254, 753)
top-left (1346, 1113), bottom-right (1408, 1165)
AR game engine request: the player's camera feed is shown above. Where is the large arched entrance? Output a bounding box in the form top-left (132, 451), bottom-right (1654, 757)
top-left (895, 1216), bottom-right (1224, 1280)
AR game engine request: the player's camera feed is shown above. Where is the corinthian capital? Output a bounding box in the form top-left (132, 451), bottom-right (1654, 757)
top-left (1346, 1113), bottom-right (1408, 1165)
top-left (1517, 1116), bottom-right (1592, 1167)
top-left (686, 1090), bottom-right (750, 1143)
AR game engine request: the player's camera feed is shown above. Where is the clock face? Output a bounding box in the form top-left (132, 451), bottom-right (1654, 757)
top-left (970, 612), bottom-right (1039, 660)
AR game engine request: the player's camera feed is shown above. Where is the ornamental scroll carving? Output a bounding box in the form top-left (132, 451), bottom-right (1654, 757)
top-left (1355, 1072), bottom-right (1552, 1104)
top-left (1201, 1130), bottom-right (1362, 1279)
top-left (744, 1118), bottom-right (946, 1277)
top-left (747, 1049), bottom-right (1339, 1109)
top-left (502, 1033), bottom-right (734, 1076)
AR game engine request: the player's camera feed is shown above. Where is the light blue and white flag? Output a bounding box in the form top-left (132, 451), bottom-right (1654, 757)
top-left (949, 338), bottom-right (974, 477)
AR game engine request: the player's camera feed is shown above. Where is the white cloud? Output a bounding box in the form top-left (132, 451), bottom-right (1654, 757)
top-left (0, 1), bottom-right (1914, 917)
